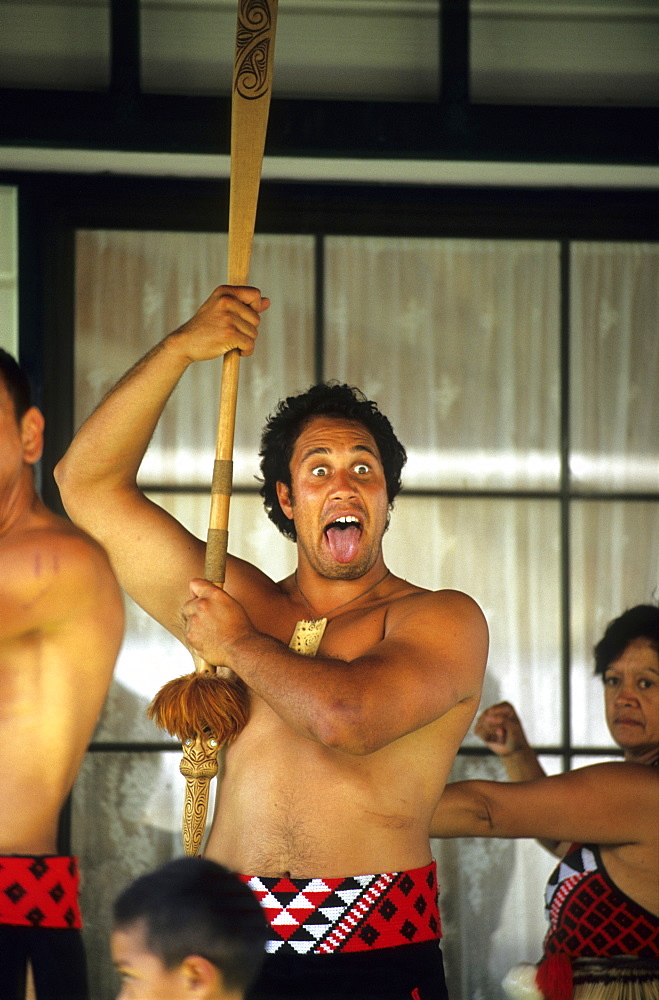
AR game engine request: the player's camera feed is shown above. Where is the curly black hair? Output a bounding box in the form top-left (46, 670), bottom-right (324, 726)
top-left (593, 604), bottom-right (659, 678)
top-left (259, 382), bottom-right (407, 541)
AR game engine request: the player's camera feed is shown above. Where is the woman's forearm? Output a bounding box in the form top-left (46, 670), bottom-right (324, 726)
top-left (430, 782), bottom-right (494, 838)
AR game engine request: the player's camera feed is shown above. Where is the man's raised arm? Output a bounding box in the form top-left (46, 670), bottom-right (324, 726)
top-left (55, 285), bottom-right (269, 636)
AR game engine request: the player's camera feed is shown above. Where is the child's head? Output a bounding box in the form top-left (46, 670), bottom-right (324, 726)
top-left (111, 857), bottom-right (267, 1000)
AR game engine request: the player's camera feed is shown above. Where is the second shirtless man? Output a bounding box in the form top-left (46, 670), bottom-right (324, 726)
top-left (55, 284), bottom-right (489, 1000)
top-left (1, 349), bottom-right (123, 1000)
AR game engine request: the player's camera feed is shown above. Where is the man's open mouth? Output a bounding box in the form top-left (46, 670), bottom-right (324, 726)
top-left (325, 515), bottom-right (362, 563)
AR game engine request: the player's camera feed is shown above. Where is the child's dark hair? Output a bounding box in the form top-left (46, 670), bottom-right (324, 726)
top-left (113, 857), bottom-right (267, 990)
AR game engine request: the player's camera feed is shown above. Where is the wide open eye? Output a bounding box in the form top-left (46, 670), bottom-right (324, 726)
top-left (311, 466), bottom-right (329, 477)
top-left (354, 463), bottom-right (370, 474)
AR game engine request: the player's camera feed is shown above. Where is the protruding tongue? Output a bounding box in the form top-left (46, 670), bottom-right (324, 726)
top-left (326, 525), bottom-right (361, 563)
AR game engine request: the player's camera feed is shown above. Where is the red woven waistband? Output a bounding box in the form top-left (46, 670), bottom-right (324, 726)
top-left (0, 856), bottom-right (82, 929)
top-left (240, 860), bottom-right (441, 955)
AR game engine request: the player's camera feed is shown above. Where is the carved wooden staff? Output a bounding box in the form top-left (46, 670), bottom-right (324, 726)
top-left (149, 0), bottom-right (278, 856)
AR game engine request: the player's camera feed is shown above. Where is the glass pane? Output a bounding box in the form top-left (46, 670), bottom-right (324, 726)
top-left (324, 237), bottom-right (560, 490)
top-left (471, 0), bottom-right (659, 106)
top-left (0, 186), bottom-right (18, 355)
top-left (570, 499), bottom-right (659, 746)
top-left (537, 755), bottom-right (564, 777)
top-left (225, 491), bottom-right (298, 580)
top-left (570, 242), bottom-right (659, 492)
top-left (75, 229), bottom-right (315, 487)
top-left (92, 492), bottom-right (297, 742)
top-left (572, 754), bottom-right (623, 772)
top-left (72, 750), bottom-right (188, 998)
top-left (385, 495), bottom-right (562, 745)
top-left (0, 1), bottom-right (110, 90)
top-left (141, 0), bottom-right (439, 101)
top-left (434, 754), bottom-right (554, 1000)
top-left (91, 592), bottom-right (185, 744)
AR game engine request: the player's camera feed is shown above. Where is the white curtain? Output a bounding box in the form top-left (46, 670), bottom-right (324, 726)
top-left (324, 237), bottom-right (561, 491)
top-left (570, 242), bottom-right (659, 493)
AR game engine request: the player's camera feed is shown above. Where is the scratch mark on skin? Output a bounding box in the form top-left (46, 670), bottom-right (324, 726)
top-left (363, 810), bottom-right (414, 830)
top-left (33, 551), bottom-right (60, 578)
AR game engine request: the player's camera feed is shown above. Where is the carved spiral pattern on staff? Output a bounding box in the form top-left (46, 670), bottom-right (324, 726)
top-left (235, 0), bottom-right (273, 100)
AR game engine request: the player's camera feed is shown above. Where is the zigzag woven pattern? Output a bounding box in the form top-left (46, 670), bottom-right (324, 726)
top-left (241, 860), bottom-right (441, 955)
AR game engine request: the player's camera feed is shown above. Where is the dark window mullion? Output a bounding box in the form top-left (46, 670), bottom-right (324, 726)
top-left (440, 0), bottom-right (470, 107)
top-left (559, 239), bottom-right (572, 774)
top-left (110, 0), bottom-right (141, 106)
top-left (314, 234), bottom-right (325, 384)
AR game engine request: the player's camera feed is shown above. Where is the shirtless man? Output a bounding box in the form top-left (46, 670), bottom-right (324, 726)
top-left (0, 350), bottom-right (124, 999)
top-left (55, 285), bottom-right (489, 1000)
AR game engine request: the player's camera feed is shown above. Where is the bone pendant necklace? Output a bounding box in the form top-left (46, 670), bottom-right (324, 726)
top-left (295, 568), bottom-right (390, 623)
top-left (289, 568), bottom-right (390, 657)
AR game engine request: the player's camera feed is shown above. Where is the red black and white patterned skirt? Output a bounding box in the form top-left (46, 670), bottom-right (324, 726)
top-left (240, 860), bottom-right (441, 956)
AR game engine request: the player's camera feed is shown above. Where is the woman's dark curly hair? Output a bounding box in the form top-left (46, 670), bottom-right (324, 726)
top-left (259, 382), bottom-right (407, 541)
top-left (593, 604), bottom-right (659, 678)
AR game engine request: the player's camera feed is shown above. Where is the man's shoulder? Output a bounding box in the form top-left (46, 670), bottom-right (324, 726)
top-left (3, 507), bottom-right (117, 586)
top-left (387, 581), bottom-right (486, 622)
top-left (1, 507), bottom-right (122, 644)
top-left (383, 583), bottom-right (489, 673)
